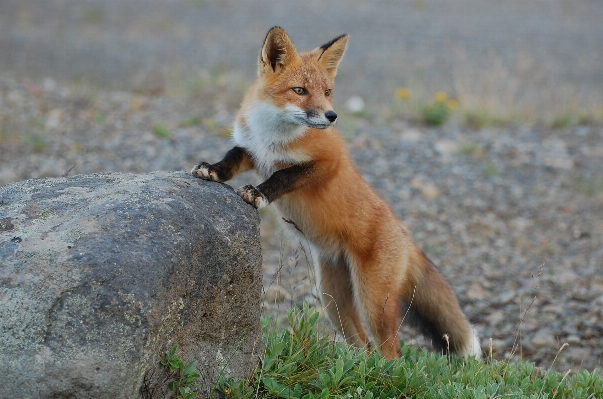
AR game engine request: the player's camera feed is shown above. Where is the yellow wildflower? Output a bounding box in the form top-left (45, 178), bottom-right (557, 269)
top-left (396, 87), bottom-right (411, 100)
top-left (446, 99), bottom-right (458, 110)
top-left (434, 91), bottom-right (447, 103)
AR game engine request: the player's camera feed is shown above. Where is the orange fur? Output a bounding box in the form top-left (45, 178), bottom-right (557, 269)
top-left (192, 27), bottom-right (481, 359)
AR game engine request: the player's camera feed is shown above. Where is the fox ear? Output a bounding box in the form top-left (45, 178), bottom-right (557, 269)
top-left (259, 26), bottom-right (298, 75)
top-left (311, 34), bottom-right (348, 79)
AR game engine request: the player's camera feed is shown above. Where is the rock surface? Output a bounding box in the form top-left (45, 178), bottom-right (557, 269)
top-left (0, 171), bottom-right (262, 398)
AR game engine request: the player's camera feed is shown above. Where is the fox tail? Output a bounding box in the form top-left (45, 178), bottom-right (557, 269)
top-left (402, 244), bottom-right (482, 358)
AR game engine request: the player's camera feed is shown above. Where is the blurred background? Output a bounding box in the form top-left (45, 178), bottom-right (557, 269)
top-left (1, 0), bottom-right (603, 374)
top-left (1, 0), bottom-right (602, 120)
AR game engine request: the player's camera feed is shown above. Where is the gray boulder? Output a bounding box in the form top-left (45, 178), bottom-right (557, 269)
top-left (0, 171), bottom-right (262, 398)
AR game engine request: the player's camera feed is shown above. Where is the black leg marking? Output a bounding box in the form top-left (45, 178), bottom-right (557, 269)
top-left (191, 146), bottom-right (252, 183)
top-left (256, 162), bottom-right (315, 203)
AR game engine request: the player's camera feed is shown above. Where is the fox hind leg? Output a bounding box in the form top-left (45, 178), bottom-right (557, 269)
top-left (318, 253), bottom-right (370, 349)
top-left (349, 261), bottom-right (404, 360)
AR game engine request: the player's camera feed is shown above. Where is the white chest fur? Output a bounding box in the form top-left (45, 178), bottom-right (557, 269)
top-left (232, 101), bottom-right (311, 177)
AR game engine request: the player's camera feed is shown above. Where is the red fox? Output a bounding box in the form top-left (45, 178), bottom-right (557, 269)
top-left (192, 26), bottom-right (481, 359)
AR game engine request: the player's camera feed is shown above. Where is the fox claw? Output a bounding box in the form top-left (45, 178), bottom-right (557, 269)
top-left (236, 184), bottom-right (269, 209)
top-left (191, 162), bottom-right (221, 182)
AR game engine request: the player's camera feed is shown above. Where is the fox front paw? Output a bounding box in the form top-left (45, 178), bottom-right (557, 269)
top-left (191, 162), bottom-right (221, 182)
top-left (236, 184), bottom-right (269, 209)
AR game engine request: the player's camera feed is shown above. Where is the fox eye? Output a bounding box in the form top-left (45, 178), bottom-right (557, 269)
top-left (325, 89), bottom-right (332, 97)
top-left (292, 87), bottom-right (308, 95)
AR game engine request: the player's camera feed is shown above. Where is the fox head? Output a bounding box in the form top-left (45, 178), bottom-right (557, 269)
top-left (254, 26), bottom-right (348, 131)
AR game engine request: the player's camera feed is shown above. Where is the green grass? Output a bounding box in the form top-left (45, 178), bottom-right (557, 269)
top-left (421, 101), bottom-right (449, 126)
top-left (462, 108), bottom-right (510, 130)
top-left (180, 117), bottom-right (201, 127)
top-left (141, 345), bottom-right (201, 399)
top-left (572, 172), bottom-right (603, 196)
top-left (26, 131), bottom-right (48, 152)
top-left (94, 111), bottom-right (107, 124)
top-left (153, 123), bottom-right (172, 139)
top-left (161, 345), bottom-right (201, 399)
top-left (483, 163), bottom-right (499, 177)
top-left (216, 304), bottom-right (602, 398)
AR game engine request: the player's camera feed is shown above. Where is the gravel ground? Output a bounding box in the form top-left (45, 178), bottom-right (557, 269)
top-left (1, 77), bottom-right (602, 375)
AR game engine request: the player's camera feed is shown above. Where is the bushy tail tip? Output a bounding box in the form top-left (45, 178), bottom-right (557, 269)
top-left (462, 327), bottom-right (482, 359)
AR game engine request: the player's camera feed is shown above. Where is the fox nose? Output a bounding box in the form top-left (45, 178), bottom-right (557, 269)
top-left (325, 110), bottom-right (338, 123)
